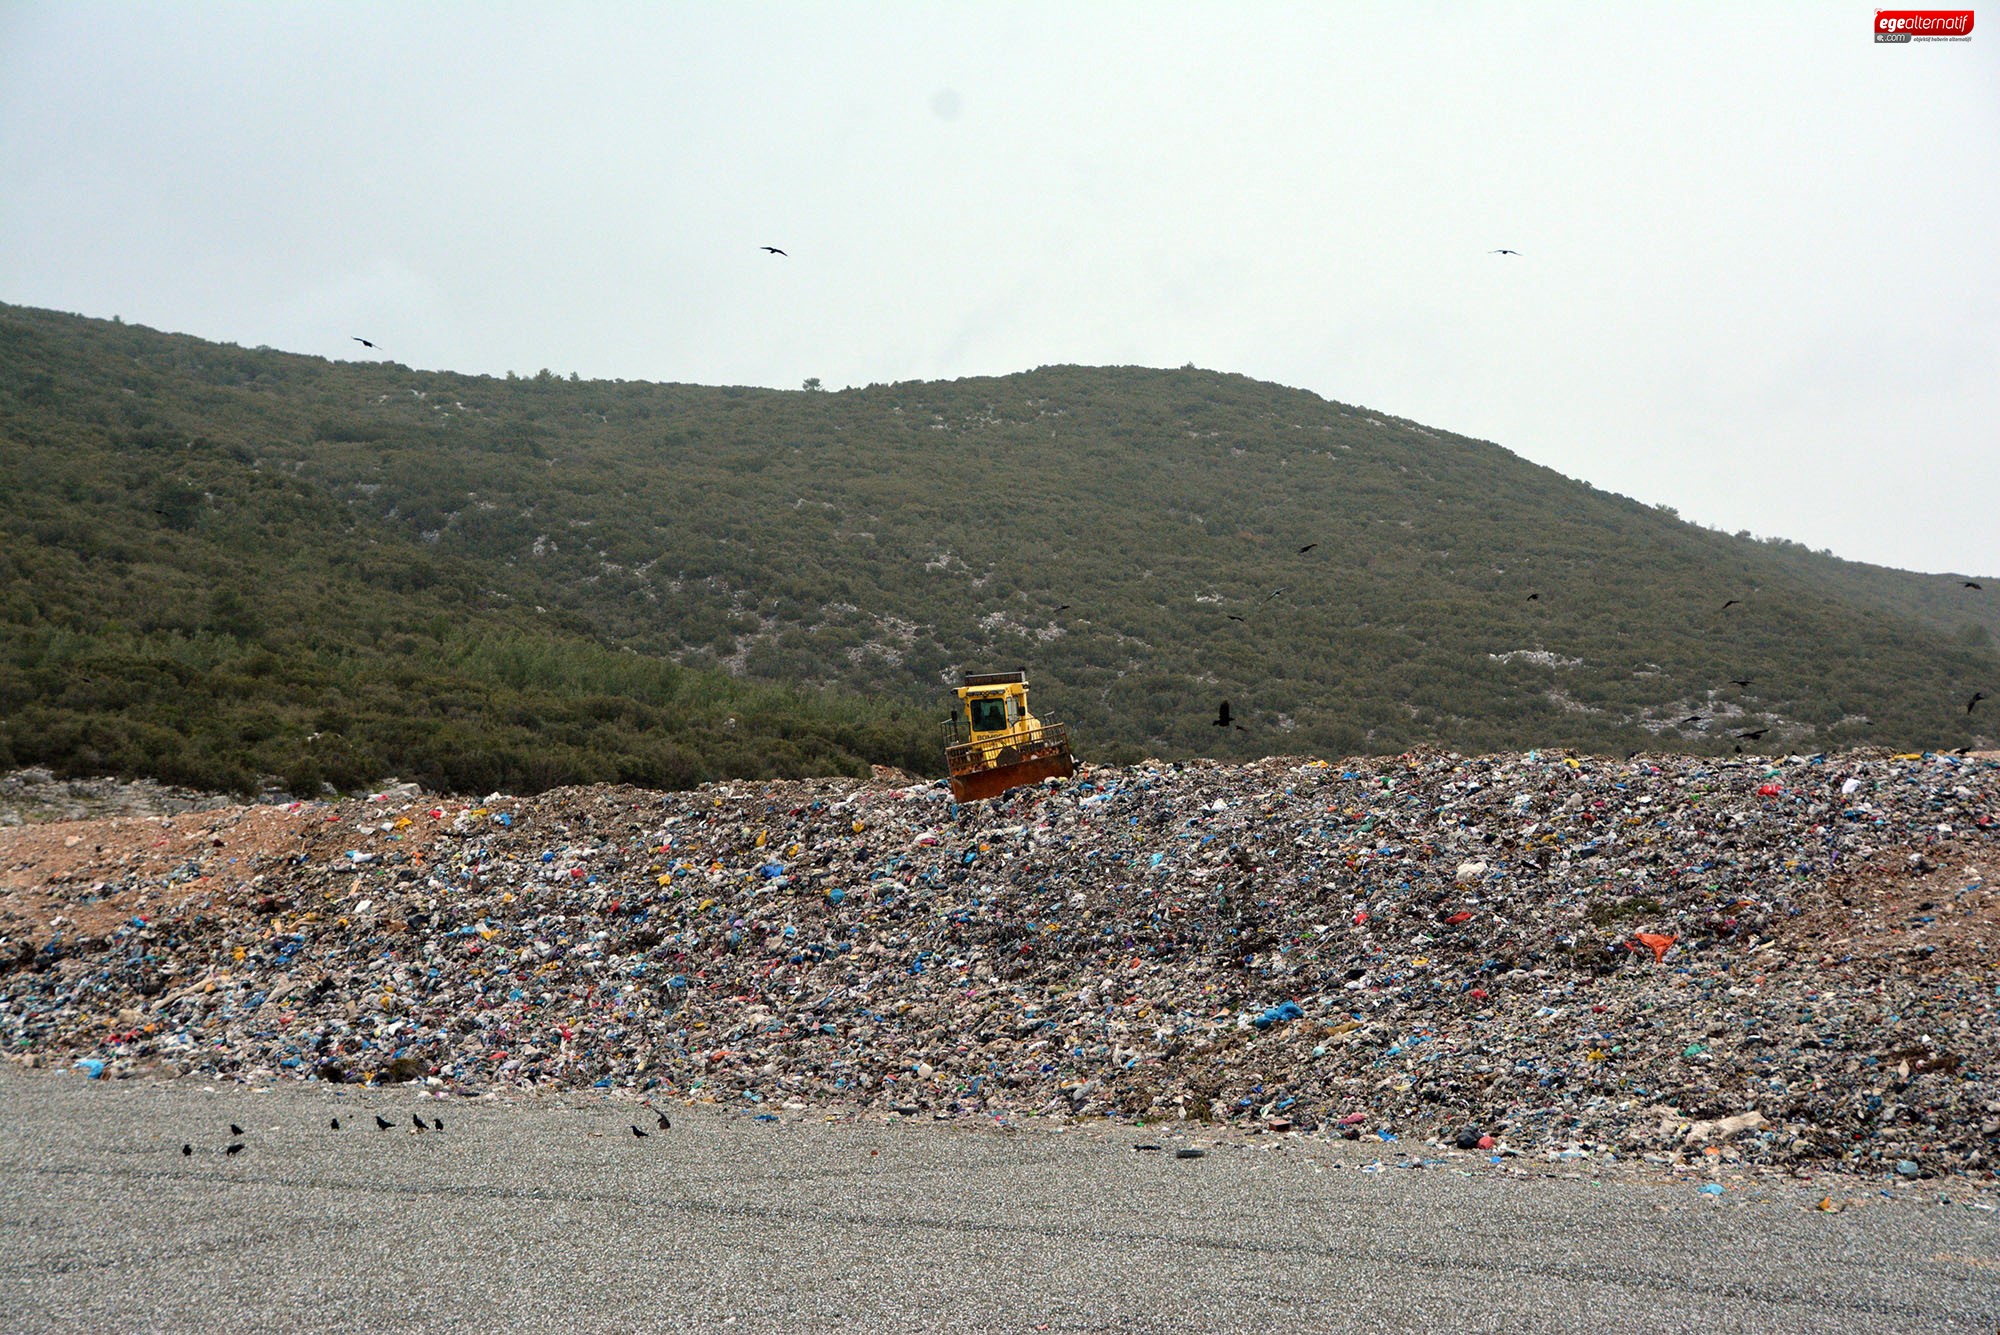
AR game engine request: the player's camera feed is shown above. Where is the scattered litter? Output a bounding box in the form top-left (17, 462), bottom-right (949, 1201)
top-left (2, 749), bottom-right (1996, 1177)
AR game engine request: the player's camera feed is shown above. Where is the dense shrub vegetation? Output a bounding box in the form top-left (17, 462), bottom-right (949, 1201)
top-left (1, 303), bottom-right (1992, 793)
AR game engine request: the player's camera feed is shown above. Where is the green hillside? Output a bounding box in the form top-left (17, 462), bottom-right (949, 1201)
top-left (1, 302), bottom-right (1992, 794)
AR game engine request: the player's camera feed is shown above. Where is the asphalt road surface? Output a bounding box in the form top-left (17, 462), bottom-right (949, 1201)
top-left (1, 1070), bottom-right (1995, 1333)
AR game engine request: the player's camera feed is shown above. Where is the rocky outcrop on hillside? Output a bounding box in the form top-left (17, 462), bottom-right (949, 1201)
top-left (0, 767), bottom-right (237, 826)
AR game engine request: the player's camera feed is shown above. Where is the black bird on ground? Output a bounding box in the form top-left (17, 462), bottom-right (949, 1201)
top-left (1971, 692), bottom-right (1988, 714)
top-left (1736, 728), bottom-right (1769, 740)
top-left (1964, 581), bottom-right (1983, 590)
top-left (1720, 599), bottom-right (1741, 610)
top-left (760, 246), bottom-right (787, 256)
top-left (225, 1143), bottom-right (244, 1156)
top-left (631, 1125), bottom-right (650, 1138)
top-left (330, 1117), bottom-right (340, 1130)
top-left (230, 1124), bottom-right (244, 1136)
top-left (411, 1114), bottom-right (427, 1133)
top-left (656, 1111), bottom-right (671, 1131)
top-left (1213, 701), bottom-right (1234, 728)
top-left (1491, 249), bottom-right (1521, 255)
top-left (1297, 543), bottom-right (1317, 554)
top-left (182, 1143), bottom-right (192, 1157)
top-left (431, 1117), bottom-right (444, 1131)
top-left (375, 1114), bottom-right (394, 1130)
top-left (351, 336), bottom-right (375, 348)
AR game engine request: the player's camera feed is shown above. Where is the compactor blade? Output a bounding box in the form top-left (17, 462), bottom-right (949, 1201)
top-left (947, 748), bottom-right (1076, 802)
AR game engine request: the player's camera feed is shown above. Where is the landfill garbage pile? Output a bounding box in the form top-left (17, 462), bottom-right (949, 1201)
top-left (3, 749), bottom-right (1996, 1180)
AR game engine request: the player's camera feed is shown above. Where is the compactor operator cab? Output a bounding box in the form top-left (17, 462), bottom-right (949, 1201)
top-left (964, 690), bottom-right (1018, 737)
top-left (941, 670), bottom-right (1076, 802)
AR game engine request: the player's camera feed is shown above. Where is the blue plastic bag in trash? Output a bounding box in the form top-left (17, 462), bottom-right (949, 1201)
top-left (1251, 1000), bottom-right (1305, 1029)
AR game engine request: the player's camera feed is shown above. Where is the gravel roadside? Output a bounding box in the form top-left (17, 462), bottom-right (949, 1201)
top-left (2, 1069), bottom-right (1995, 1333)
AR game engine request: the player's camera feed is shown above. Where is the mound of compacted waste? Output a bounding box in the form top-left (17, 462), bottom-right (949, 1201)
top-left (3, 749), bottom-right (1996, 1179)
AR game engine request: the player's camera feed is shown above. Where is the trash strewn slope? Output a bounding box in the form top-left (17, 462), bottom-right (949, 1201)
top-left (3, 750), bottom-right (1995, 1179)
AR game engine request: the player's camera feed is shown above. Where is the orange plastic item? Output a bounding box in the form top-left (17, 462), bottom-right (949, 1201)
top-left (1632, 932), bottom-right (1676, 963)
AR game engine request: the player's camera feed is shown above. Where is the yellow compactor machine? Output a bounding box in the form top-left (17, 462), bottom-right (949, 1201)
top-left (941, 670), bottom-right (1076, 802)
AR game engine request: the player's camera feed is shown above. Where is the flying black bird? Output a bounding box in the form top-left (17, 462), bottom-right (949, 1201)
top-left (1971, 692), bottom-right (1988, 714)
top-left (225, 1143), bottom-right (244, 1156)
top-left (1213, 701), bottom-right (1234, 728)
top-left (1720, 599), bottom-right (1741, 610)
top-left (760, 246), bottom-right (787, 256)
top-left (375, 1114), bottom-right (394, 1130)
top-left (351, 336), bottom-right (375, 348)
top-left (1526, 593), bottom-right (1540, 601)
top-left (1729, 678), bottom-right (1754, 688)
top-left (1964, 581), bottom-right (1983, 590)
top-left (1490, 249), bottom-right (1521, 255)
top-left (1226, 614), bottom-right (1247, 622)
top-left (411, 1113), bottom-right (427, 1133)
top-left (1736, 728), bottom-right (1769, 740)
top-left (330, 1117), bottom-right (340, 1130)
top-left (1266, 587), bottom-right (1289, 601)
top-left (656, 1111), bottom-right (671, 1131)
top-left (632, 1124), bottom-right (650, 1138)
top-left (182, 1143), bottom-right (193, 1157)
top-left (1680, 714), bottom-right (1705, 725)
top-left (1055, 604), bottom-right (1070, 612)
top-left (1297, 543), bottom-right (1318, 554)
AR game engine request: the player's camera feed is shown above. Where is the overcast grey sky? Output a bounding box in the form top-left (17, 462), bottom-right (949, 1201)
top-left (3, 3), bottom-right (1994, 574)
